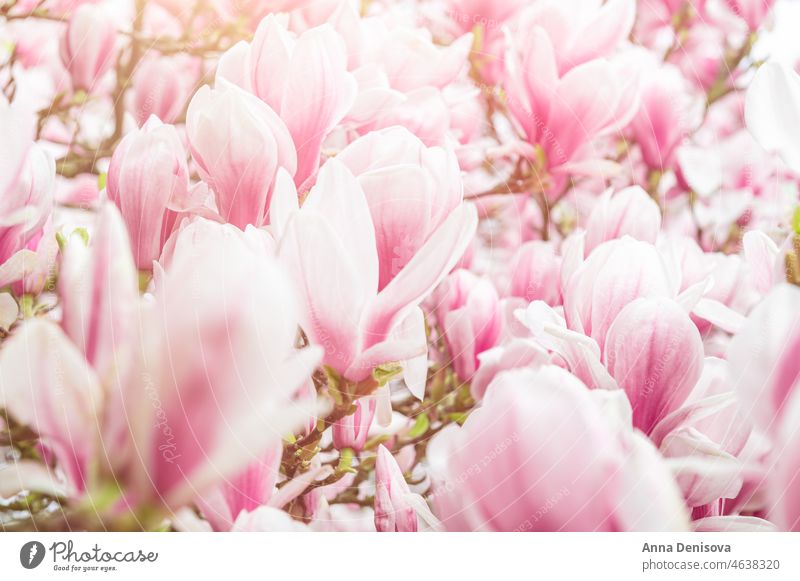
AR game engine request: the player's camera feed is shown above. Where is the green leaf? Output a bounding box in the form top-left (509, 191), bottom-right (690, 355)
top-left (336, 447), bottom-right (357, 474)
top-left (373, 362), bottom-right (402, 387)
top-left (363, 434), bottom-right (391, 450)
top-left (792, 207), bottom-right (800, 236)
top-left (407, 413), bottom-right (430, 439)
top-left (446, 412), bottom-right (470, 425)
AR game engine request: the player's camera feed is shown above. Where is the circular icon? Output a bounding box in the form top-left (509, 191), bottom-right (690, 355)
top-left (20, 541), bottom-right (46, 569)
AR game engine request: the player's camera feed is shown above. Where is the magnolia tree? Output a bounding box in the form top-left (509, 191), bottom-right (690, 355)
top-left (0, 0), bottom-right (798, 533)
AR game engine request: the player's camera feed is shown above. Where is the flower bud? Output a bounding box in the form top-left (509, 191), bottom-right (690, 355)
top-left (563, 237), bottom-right (673, 351)
top-left (375, 445), bottom-right (431, 532)
top-left (584, 187), bottom-right (661, 254)
top-left (332, 397), bottom-right (377, 452)
top-left (59, 5), bottom-right (117, 91)
top-left (132, 57), bottom-right (190, 126)
top-left (0, 144), bottom-right (54, 264)
top-left (336, 126), bottom-right (463, 290)
top-left (106, 117), bottom-right (189, 270)
top-left (186, 80), bottom-right (296, 229)
top-left (508, 241), bottom-right (562, 305)
top-left (435, 270), bottom-right (502, 381)
top-left (59, 203), bottom-right (138, 384)
top-left (603, 297), bottom-right (703, 434)
top-left (429, 366), bottom-right (689, 531)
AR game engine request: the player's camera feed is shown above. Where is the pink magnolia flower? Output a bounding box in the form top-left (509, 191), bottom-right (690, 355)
top-left (4, 0), bottom-right (797, 535)
top-left (2, 219), bottom-right (320, 509)
top-left (668, 236), bottom-right (754, 333)
top-left (158, 214), bottom-right (278, 272)
top-left (127, 222), bottom-right (322, 508)
top-left (332, 397), bottom-right (377, 452)
top-left (603, 297), bottom-right (704, 434)
top-left (59, 4), bottom-right (117, 91)
top-left (131, 57), bottom-right (194, 126)
top-left (584, 187), bottom-right (661, 254)
top-left (198, 443), bottom-right (283, 531)
top-left (278, 159), bottom-right (476, 392)
top-left (0, 96), bottom-right (33, 199)
top-left (678, 130), bottom-right (779, 206)
top-left (335, 126), bottom-right (464, 290)
top-left (328, 8), bottom-right (472, 143)
top-left (661, 424), bottom-right (745, 509)
top-left (563, 237), bottom-right (675, 351)
top-left (186, 79), bottom-right (297, 229)
top-left (743, 230), bottom-right (780, 295)
top-left (429, 366), bottom-right (689, 531)
top-left (650, 361), bottom-right (752, 510)
top-left (507, 241), bottom-right (562, 305)
top-left (0, 144), bottom-right (54, 265)
top-left (469, 338), bottom-right (550, 401)
top-left (673, 25), bottom-right (726, 91)
top-left (358, 87), bottom-right (451, 147)
top-left (59, 203), bottom-right (139, 386)
top-left (374, 445), bottom-right (438, 532)
top-left (630, 63), bottom-right (698, 172)
top-left (106, 117), bottom-right (189, 270)
top-left (0, 319), bottom-right (103, 497)
top-left (504, 37), bottom-right (638, 181)
top-left (723, 0), bottom-right (775, 31)
top-left (727, 284), bottom-right (800, 431)
top-left (727, 284), bottom-right (800, 530)
top-left (219, 16), bottom-right (357, 186)
top-left (434, 269), bottom-right (503, 381)
top-left (0, 219), bottom-right (59, 297)
top-left (358, 26), bottom-right (472, 95)
top-left (512, 0), bottom-right (636, 75)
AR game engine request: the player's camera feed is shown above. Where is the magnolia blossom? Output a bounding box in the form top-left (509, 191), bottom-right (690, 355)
top-left (563, 236), bottom-right (675, 351)
top-left (0, 144), bottom-right (54, 265)
top-left (1, 218), bottom-right (321, 510)
top-left (332, 397), bottom-right (376, 452)
top-left (58, 203), bottom-right (139, 385)
top-left (2, 0), bottom-right (800, 536)
top-left (434, 269), bottom-right (503, 381)
top-left (375, 445), bottom-right (438, 532)
top-left (186, 79), bottom-right (297, 229)
top-left (583, 186), bottom-right (661, 253)
top-left (604, 297), bottom-right (704, 434)
top-left (278, 158), bottom-right (476, 391)
top-left (218, 15), bottom-right (357, 185)
top-left (503, 1), bottom-right (638, 182)
top-left (131, 57), bottom-right (195, 126)
top-left (59, 4), bottom-right (117, 91)
top-left (428, 366), bottom-right (689, 531)
top-left (106, 117), bottom-right (189, 269)
top-left (335, 126), bottom-right (463, 290)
